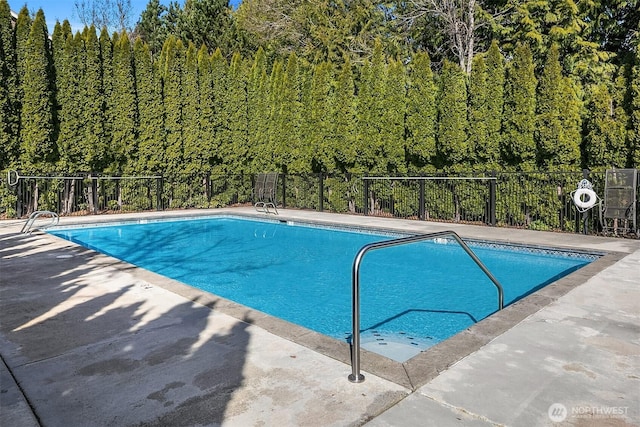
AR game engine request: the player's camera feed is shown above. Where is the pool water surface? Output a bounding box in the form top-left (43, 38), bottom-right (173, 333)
top-left (49, 216), bottom-right (597, 361)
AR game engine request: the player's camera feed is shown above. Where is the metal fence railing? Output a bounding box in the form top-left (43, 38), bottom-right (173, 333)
top-left (2, 169), bottom-right (637, 237)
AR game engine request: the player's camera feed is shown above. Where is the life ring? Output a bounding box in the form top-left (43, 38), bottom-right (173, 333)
top-left (573, 188), bottom-right (597, 210)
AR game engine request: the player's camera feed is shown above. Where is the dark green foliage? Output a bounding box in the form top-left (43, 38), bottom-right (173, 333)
top-left (56, 32), bottom-right (85, 171)
top-left (437, 60), bottom-right (469, 171)
top-left (535, 44), bottom-right (580, 169)
top-left (307, 61), bottom-right (334, 173)
top-left (15, 6), bottom-right (32, 92)
top-left (133, 37), bottom-right (165, 174)
top-left (6, 4), bottom-right (639, 184)
top-left (247, 47), bottom-right (269, 172)
top-left (484, 41), bottom-right (504, 169)
top-left (197, 44), bottom-right (215, 172)
top-left (381, 58), bottom-right (406, 175)
top-left (136, 0), bottom-right (168, 57)
top-left (332, 56), bottom-right (357, 173)
top-left (272, 53), bottom-right (302, 173)
top-left (163, 36), bottom-right (186, 179)
top-left (468, 54), bottom-right (489, 169)
top-left (182, 42), bottom-right (201, 175)
top-left (583, 81), bottom-right (628, 170)
top-left (235, 0), bottom-right (400, 65)
top-left (267, 59), bottom-right (285, 170)
top-left (83, 27), bottom-right (107, 172)
top-left (209, 48), bottom-right (229, 175)
top-left (180, 0), bottom-right (232, 53)
top-left (355, 40), bottom-right (386, 174)
top-left (99, 28), bottom-right (114, 156)
top-left (109, 32), bottom-right (137, 174)
top-left (502, 43), bottom-right (537, 171)
top-left (405, 51), bottom-right (436, 173)
top-left (0, 0), bottom-right (18, 169)
top-left (19, 9), bottom-right (56, 172)
top-left (631, 46), bottom-right (640, 167)
top-left (226, 52), bottom-right (249, 175)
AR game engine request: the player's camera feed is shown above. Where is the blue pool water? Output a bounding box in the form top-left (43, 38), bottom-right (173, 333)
top-left (49, 216), bottom-right (596, 361)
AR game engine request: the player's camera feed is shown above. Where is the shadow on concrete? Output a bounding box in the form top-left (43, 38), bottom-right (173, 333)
top-left (0, 230), bottom-right (250, 426)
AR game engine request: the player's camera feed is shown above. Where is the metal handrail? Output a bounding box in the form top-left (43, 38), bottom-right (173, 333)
top-left (348, 230), bottom-right (504, 383)
top-left (21, 211), bottom-right (59, 233)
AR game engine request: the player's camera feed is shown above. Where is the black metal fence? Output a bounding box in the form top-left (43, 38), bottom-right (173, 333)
top-left (2, 169), bottom-right (636, 236)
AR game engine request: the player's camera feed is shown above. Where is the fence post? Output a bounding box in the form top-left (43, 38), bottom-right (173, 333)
top-left (489, 172), bottom-right (496, 226)
top-left (92, 175), bottom-right (99, 214)
top-left (281, 174), bottom-right (286, 208)
top-left (318, 173), bottom-right (324, 212)
top-left (156, 177), bottom-right (163, 211)
top-left (363, 178), bottom-right (369, 216)
top-left (419, 180), bottom-right (425, 220)
top-left (581, 169), bottom-right (590, 234)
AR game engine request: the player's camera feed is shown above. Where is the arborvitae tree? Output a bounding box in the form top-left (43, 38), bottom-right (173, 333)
top-left (356, 39), bottom-right (386, 174)
top-left (163, 36), bottom-right (186, 179)
top-left (182, 42), bottom-right (202, 176)
top-left (380, 58), bottom-right (406, 174)
top-left (631, 45), bottom-right (640, 167)
top-left (484, 40), bottom-right (504, 170)
top-left (15, 6), bottom-right (32, 96)
top-left (210, 48), bottom-right (228, 175)
top-left (437, 60), bottom-right (469, 171)
top-left (583, 80), bottom-right (628, 170)
top-left (82, 26), bottom-right (108, 172)
top-left (279, 53), bottom-right (305, 173)
top-left (14, 6), bottom-right (32, 160)
top-left (51, 21), bottom-right (72, 148)
top-left (405, 51), bottom-right (436, 173)
top-left (225, 52), bottom-right (249, 175)
top-left (247, 47), bottom-right (269, 172)
top-left (307, 61), bottom-right (334, 172)
top-left (56, 32), bottom-right (84, 172)
top-left (267, 59), bottom-right (285, 170)
top-left (19, 9), bottom-right (56, 172)
top-left (197, 44), bottom-right (215, 174)
top-left (51, 21), bottom-right (72, 81)
top-left (559, 77), bottom-right (582, 168)
top-left (468, 54), bottom-right (489, 169)
top-left (501, 43), bottom-right (537, 171)
top-left (536, 44), bottom-right (581, 169)
top-left (333, 56), bottom-right (357, 173)
top-left (109, 32), bottom-right (137, 174)
top-left (133, 37), bottom-right (164, 174)
top-left (0, 0), bottom-right (18, 169)
top-left (99, 28), bottom-right (113, 163)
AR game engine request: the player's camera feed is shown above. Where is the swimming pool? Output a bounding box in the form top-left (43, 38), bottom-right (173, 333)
top-left (49, 216), bottom-right (598, 361)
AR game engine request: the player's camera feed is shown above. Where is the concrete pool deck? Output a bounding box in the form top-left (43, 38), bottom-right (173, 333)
top-left (0, 207), bottom-right (638, 426)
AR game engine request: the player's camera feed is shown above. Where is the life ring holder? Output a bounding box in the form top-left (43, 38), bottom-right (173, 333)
top-left (571, 179), bottom-right (599, 212)
top-left (7, 170), bottom-right (20, 186)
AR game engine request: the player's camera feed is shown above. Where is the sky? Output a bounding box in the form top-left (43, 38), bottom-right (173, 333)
top-left (8, 0), bottom-right (241, 33)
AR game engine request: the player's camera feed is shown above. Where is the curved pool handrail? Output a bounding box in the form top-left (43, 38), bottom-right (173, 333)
top-left (21, 211), bottom-right (60, 234)
top-left (348, 230), bottom-right (504, 383)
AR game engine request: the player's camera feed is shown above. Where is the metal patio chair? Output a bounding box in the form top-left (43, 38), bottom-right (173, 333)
top-left (599, 168), bottom-right (638, 236)
top-left (254, 172), bottom-right (279, 214)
